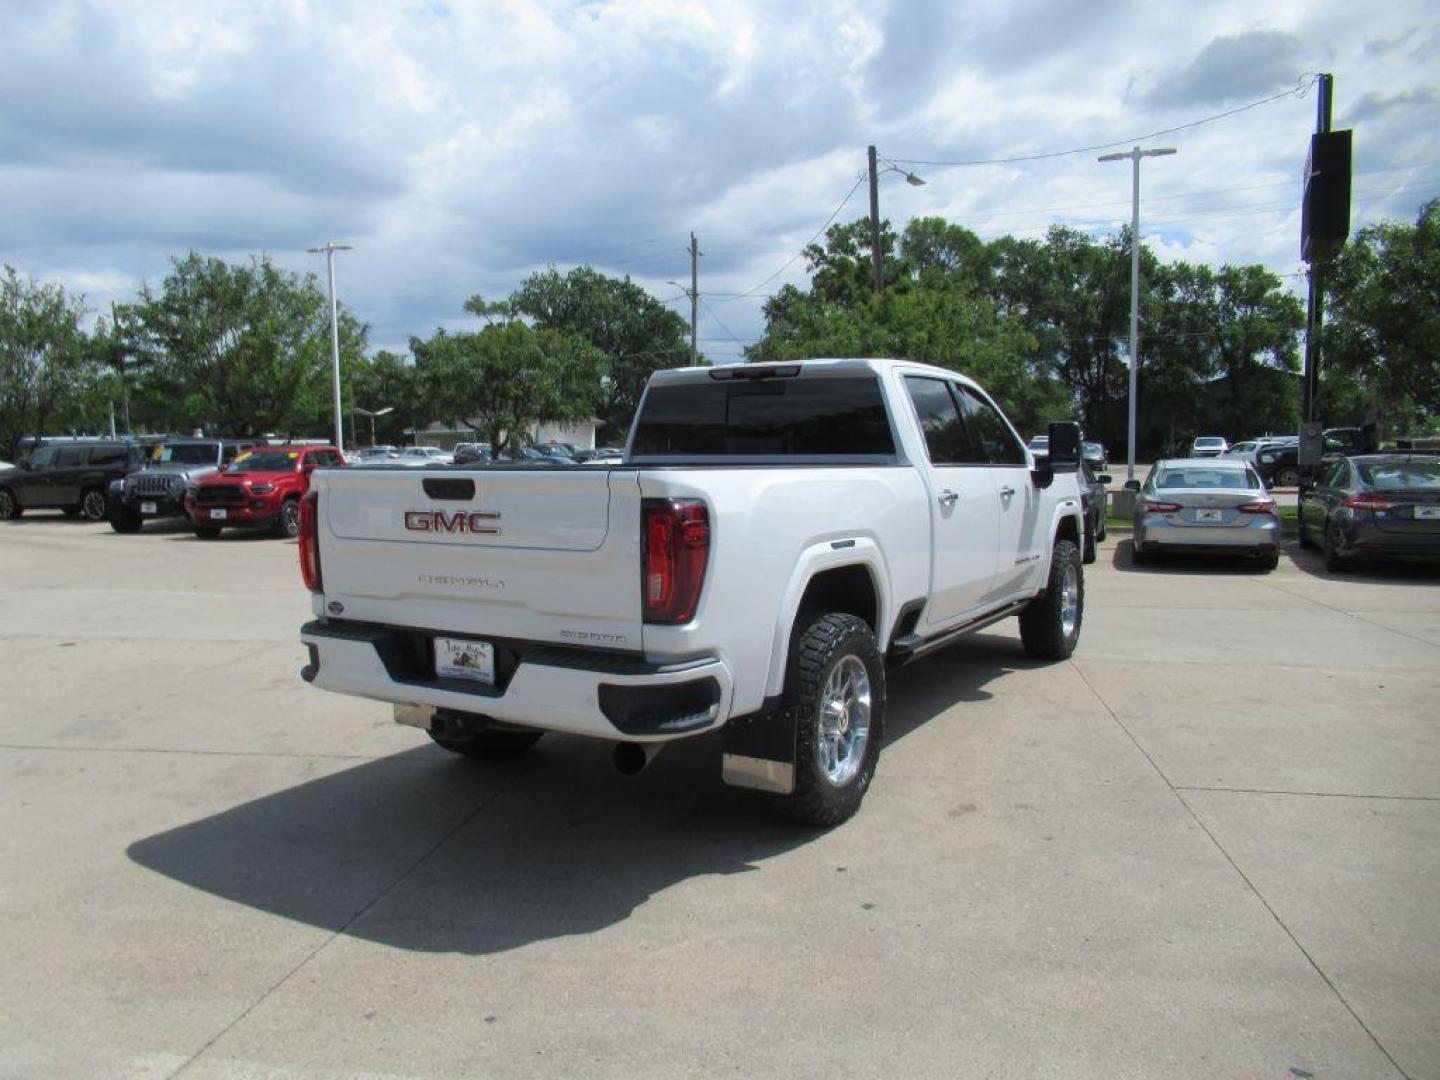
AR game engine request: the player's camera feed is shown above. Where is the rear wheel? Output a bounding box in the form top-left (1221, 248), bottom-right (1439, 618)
top-left (1096, 516), bottom-right (1107, 542)
top-left (1019, 539), bottom-right (1083, 660)
top-left (0, 489), bottom-right (20, 520)
top-left (80, 487), bottom-right (108, 521)
top-left (1257, 546), bottom-right (1280, 570)
top-left (782, 613), bottom-right (885, 827)
top-left (1276, 466), bottom-right (1301, 488)
top-left (1082, 519), bottom-right (1098, 564)
top-left (1324, 520), bottom-right (1348, 572)
top-left (193, 525), bottom-right (222, 540)
top-left (1297, 512), bottom-right (1316, 549)
top-left (428, 726), bottom-right (543, 761)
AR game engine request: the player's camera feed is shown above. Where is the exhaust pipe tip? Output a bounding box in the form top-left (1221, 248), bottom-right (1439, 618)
top-left (613, 741), bottom-right (663, 776)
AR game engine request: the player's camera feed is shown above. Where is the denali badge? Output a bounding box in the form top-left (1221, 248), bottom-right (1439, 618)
top-left (404, 510), bottom-right (501, 535)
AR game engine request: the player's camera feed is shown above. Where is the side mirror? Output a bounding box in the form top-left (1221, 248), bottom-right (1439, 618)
top-left (217, 462), bottom-right (229, 473)
top-left (17, 458), bottom-right (32, 470)
top-left (1124, 479), bottom-right (1141, 492)
top-left (1097, 474), bottom-right (1112, 485)
top-left (1047, 421), bottom-right (1082, 473)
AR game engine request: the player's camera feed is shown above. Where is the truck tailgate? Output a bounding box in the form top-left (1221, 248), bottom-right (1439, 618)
top-left (314, 467), bottom-right (645, 649)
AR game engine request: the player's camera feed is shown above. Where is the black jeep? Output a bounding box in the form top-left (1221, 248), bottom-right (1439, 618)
top-left (109, 439), bottom-right (256, 532)
top-left (0, 441), bottom-right (148, 521)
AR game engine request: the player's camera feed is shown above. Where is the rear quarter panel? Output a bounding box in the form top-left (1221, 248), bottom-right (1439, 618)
top-left (638, 466), bottom-right (930, 715)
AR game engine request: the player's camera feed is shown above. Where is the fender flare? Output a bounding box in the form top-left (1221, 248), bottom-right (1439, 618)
top-left (762, 538), bottom-right (893, 700)
top-left (1041, 495), bottom-right (1086, 579)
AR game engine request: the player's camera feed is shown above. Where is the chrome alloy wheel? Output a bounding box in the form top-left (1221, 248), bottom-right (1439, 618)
top-left (81, 489), bottom-right (107, 520)
top-left (816, 655), bottom-right (872, 787)
top-left (1060, 562), bottom-right (1080, 640)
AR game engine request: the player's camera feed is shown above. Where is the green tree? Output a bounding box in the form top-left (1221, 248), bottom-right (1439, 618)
top-left (411, 318), bottom-right (606, 454)
top-left (348, 349), bottom-right (422, 445)
top-left (128, 252), bottom-right (367, 438)
top-left (1324, 198), bottom-right (1440, 431)
top-left (0, 266), bottom-right (97, 455)
top-left (505, 266), bottom-right (692, 442)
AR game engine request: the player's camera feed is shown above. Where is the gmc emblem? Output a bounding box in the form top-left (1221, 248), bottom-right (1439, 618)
top-left (404, 510), bottom-right (502, 535)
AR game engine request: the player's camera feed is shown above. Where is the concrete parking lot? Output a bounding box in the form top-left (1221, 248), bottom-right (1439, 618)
top-left (2, 516), bottom-right (1437, 1080)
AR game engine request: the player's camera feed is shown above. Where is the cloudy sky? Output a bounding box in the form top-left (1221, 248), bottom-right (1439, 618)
top-left (3, 0), bottom-right (1437, 361)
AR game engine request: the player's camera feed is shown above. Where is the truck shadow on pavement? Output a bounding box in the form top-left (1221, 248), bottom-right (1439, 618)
top-left (126, 638), bottom-right (1023, 956)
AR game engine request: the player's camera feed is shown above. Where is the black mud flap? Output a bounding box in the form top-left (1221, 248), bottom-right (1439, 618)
top-left (721, 708), bottom-right (798, 795)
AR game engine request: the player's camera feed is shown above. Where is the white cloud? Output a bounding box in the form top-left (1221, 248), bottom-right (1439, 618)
top-left (0, 0), bottom-right (1435, 363)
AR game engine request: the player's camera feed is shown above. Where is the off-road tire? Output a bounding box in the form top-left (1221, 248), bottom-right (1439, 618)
top-left (1257, 546), bottom-right (1280, 571)
top-left (782, 613), bottom-right (885, 828)
top-left (0, 489), bottom-right (20, 520)
top-left (109, 509), bottom-right (143, 534)
top-left (79, 487), bottom-right (108, 521)
top-left (1276, 466), bottom-right (1301, 488)
top-left (193, 525), bottom-right (222, 540)
top-left (1019, 539), bottom-right (1083, 661)
top-left (428, 726), bottom-right (543, 761)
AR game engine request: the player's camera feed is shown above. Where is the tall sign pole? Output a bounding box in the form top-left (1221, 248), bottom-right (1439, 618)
top-left (1299, 74), bottom-right (1353, 471)
top-left (1099, 146), bottom-right (1176, 484)
top-left (308, 241), bottom-right (354, 450)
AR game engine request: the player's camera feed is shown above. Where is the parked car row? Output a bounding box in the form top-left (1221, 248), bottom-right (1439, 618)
top-left (0, 439), bottom-right (345, 540)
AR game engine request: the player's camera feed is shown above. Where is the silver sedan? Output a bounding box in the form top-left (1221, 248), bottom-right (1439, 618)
top-left (1133, 458), bottom-right (1281, 569)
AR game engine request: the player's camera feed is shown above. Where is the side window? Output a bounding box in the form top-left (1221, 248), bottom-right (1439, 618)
top-left (956, 387), bottom-right (1026, 465)
top-left (1323, 461), bottom-right (1348, 488)
top-left (903, 377), bottom-right (977, 465)
top-left (56, 446), bottom-right (87, 467)
top-left (87, 446), bottom-right (129, 466)
top-left (28, 447), bottom-right (57, 469)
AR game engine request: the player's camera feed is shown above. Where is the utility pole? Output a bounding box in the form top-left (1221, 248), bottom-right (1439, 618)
top-left (1098, 145), bottom-right (1176, 484)
top-left (307, 242), bottom-right (353, 450)
top-left (867, 145), bottom-right (882, 293)
top-left (689, 232), bottom-right (700, 364)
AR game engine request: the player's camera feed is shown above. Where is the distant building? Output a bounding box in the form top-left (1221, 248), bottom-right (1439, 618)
top-left (405, 418), bottom-right (599, 451)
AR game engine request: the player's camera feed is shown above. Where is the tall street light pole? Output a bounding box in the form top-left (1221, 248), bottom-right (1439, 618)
top-left (1098, 146), bottom-right (1175, 484)
top-left (867, 146), bottom-right (926, 293)
top-left (307, 241), bottom-right (353, 450)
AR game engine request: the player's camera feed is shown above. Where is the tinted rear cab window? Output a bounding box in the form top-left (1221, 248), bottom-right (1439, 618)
top-left (630, 375), bottom-right (896, 460)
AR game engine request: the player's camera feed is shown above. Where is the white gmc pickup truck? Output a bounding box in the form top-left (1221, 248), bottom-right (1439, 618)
top-left (299, 358), bottom-right (1086, 824)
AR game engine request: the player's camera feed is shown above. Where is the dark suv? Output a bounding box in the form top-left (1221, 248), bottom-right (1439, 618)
top-left (109, 439), bottom-right (256, 533)
top-left (0, 441), bottom-right (148, 521)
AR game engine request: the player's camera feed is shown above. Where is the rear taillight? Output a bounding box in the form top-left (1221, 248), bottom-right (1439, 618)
top-left (642, 498), bottom-right (709, 624)
top-left (299, 490), bottom-right (322, 593)
top-left (1236, 500), bottom-right (1277, 514)
top-left (1343, 494), bottom-right (1394, 512)
top-left (1143, 500), bottom-right (1182, 513)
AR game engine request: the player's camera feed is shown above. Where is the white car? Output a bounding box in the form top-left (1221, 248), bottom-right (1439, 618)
top-left (1191, 436), bottom-right (1229, 458)
top-left (397, 446), bottom-right (454, 466)
top-left (299, 358), bottom-right (1088, 825)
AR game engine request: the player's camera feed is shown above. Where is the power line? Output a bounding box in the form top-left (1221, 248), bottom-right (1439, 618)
top-left (743, 173), bottom-right (868, 297)
top-left (888, 75), bottom-right (1322, 169)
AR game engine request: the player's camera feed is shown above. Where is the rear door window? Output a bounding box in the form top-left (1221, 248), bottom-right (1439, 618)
top-left (87, 445), bottom-right (132, 466)
top-left (56, 447), bottom-right (87, 467)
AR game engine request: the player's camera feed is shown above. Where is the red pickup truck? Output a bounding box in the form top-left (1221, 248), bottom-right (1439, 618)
top-left (190, 445), bottom-right (345, 538)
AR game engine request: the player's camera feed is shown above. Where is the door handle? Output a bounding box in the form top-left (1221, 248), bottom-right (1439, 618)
top-left (937, 490), bottom-right (959, 507)
top-left (999, 486), bottom-right (1016, 500)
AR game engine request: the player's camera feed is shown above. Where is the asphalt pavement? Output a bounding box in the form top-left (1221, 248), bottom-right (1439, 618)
top-left (1, 515), bottom-right (1437, 1080)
